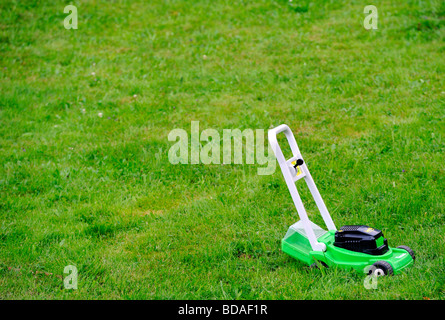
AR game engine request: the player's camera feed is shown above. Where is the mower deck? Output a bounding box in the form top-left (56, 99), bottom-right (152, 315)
top-left (282, 221), bottom-right (414, 274)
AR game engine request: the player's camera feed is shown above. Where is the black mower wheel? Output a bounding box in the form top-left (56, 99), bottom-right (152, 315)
top-left (310, 261), bottom-right (328, 269)
top-left (397, 245), bottom-right (415, 261)
top-left (369, 261), bottom-right (393, 276)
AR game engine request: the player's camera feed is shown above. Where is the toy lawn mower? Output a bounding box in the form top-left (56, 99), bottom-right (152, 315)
top-left (268, 124), bottom-right (415, 275)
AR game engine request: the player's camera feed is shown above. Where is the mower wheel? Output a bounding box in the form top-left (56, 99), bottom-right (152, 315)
top-left (397, 245), bottom-right (415, 261)
top-left (369, 261), bottom-right (393, 276)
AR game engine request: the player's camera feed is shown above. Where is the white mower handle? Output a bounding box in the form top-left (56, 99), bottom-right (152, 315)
top-left (269, 124), bottom-right (336, 252)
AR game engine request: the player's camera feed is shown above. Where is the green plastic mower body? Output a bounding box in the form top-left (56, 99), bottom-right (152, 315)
top-left (282, 225), bottom-right (414, 274)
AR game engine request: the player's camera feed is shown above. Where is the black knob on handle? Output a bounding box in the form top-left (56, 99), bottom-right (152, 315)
top-left (293, 159), bottom-right (304, 168)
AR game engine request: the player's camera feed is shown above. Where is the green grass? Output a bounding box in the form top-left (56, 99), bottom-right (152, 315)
top-left (0, 0), bottom-right (444, 299)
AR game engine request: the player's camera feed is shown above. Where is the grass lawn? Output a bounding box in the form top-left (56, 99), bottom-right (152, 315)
top-left (0, 0), bottom-right (444, 299)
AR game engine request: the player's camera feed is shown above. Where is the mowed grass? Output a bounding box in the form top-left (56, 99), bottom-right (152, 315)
top-left (0, 0), bottom-right (444, 299)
